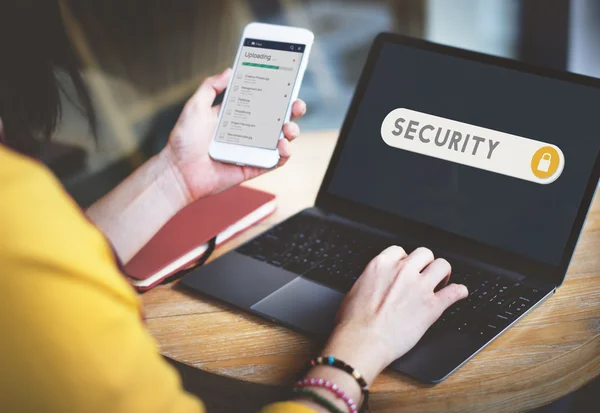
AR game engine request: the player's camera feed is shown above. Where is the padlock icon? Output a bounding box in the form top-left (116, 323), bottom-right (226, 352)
top-left (537, 153), bottom-right (551, 172)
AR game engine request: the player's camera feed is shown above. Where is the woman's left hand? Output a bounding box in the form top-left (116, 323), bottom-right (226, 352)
top-left (162, 68), bottom-right (307, 203)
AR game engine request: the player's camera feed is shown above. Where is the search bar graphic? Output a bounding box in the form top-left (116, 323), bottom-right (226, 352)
top-left (381, 108), bottom-right (565, 184)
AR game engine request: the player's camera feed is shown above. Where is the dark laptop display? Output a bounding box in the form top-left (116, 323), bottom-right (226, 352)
top-left (325, 42), bottom-right (600, 268)
top-left (182, 34), bottom-right (600, 384)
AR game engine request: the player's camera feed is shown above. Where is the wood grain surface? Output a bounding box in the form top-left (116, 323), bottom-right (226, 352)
top-left (142, 131), bottom-right (600, 412)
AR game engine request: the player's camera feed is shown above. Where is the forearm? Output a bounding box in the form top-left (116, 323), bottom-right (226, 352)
top-left (86, 147), bottom-right (192, 263)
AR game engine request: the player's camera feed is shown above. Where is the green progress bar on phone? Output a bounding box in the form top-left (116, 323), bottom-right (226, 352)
top-left (242, 62), bottom-right (280, 70)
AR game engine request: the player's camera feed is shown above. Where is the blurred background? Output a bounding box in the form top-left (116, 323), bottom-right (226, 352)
top-left (52, 0), bottom-right (600, 208)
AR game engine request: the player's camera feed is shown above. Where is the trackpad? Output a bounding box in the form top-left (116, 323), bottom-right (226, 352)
top-left (252, 278), bottom-right (345, 339)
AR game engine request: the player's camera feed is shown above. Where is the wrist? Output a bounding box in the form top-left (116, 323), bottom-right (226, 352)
top-left (322, 326), bottom-right (391, 386)
top-left (158, 145), bottom-right (195, 207)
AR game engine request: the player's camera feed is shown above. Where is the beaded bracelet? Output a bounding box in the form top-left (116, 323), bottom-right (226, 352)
top-left (295, 377), bottom-right (358, 413)
top-left (308, 356), bottom-right (370, 412)
top-left (292, 388), bottom-right (345, 413)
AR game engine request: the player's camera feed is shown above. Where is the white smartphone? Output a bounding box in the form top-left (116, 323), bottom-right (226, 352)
top-left (209, 23), bottom-right (314, 169)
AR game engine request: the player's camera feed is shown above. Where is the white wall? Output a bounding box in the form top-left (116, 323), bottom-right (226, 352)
top-left (426, 0), bottom-right (520, 58)
top-left (568, 0), bottom-right (600, 77)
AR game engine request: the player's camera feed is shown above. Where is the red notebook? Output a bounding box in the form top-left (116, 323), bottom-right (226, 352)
top-left (125, 185), bottom-right (276, 291)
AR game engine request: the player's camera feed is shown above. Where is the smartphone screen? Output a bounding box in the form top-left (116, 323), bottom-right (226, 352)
top-left (215, 38), bottom-right (306, 149)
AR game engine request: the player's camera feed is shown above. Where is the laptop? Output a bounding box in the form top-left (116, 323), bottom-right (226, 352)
top-left (182, 33), bottom-right (600, 384)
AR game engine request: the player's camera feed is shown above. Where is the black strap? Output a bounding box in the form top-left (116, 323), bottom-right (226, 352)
top-left (160, 236), bottom-right (217, 285)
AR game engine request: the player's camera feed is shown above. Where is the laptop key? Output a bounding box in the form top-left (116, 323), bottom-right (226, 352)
top-left (268, 259), bottom-right (284, 267)
top-left (494, 313), bottom-right (511, 327)
top-left (479, 322), bottom-right (501, 338)
top-left (283, 259), bottom-right (317, 275)
top-left (502, 309), bottom-right (516, 319)
top-left (515, 304), bottom-right (527, 314)
top-left (507, 297), bottom-right (530, 313)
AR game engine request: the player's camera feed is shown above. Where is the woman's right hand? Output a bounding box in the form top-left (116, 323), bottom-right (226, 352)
top-left (322, 245), bottom-right (469, 385)
top-left (293, 246), bottom-right (469, 413)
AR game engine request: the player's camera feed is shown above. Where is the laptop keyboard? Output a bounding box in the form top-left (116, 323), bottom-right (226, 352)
top-left (237, 214), bottom-right (550, 339)
top-left (237, 214), bottom-right (392, 292)
top-left (429, 270), bottom-right (548, 338)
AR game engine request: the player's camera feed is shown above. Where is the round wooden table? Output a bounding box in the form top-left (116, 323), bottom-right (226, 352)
top-left (142, 131), bottom-right (600, 412)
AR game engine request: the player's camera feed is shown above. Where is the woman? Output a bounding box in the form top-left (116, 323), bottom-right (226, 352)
top-left (0, 2), bottom-right (468, 412)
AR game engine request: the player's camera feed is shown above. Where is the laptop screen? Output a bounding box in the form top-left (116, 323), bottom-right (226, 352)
top-left (326, 41), bottom-right (600, 266)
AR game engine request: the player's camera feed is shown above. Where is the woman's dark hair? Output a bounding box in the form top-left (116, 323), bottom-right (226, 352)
top-left (0, 1), bottom-right (96, 154)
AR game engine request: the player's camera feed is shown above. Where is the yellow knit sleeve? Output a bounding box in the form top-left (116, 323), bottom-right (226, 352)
top-left (261, 401), bottom-right (318, 413)
top-left (0, 147), bottom-right (203, 413)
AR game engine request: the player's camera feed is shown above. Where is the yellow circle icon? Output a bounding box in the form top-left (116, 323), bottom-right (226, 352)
top-left (531, 146), bottom-right (560, 179)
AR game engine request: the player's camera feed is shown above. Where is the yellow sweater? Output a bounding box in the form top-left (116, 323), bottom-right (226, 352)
top-left (0, 146), bottom-right (313, 413)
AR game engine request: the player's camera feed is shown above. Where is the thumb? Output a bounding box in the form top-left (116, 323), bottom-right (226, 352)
top-left (435, 283), bottom-right (468, 312)
top-left (194, 68), bottom-right (232, 109)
